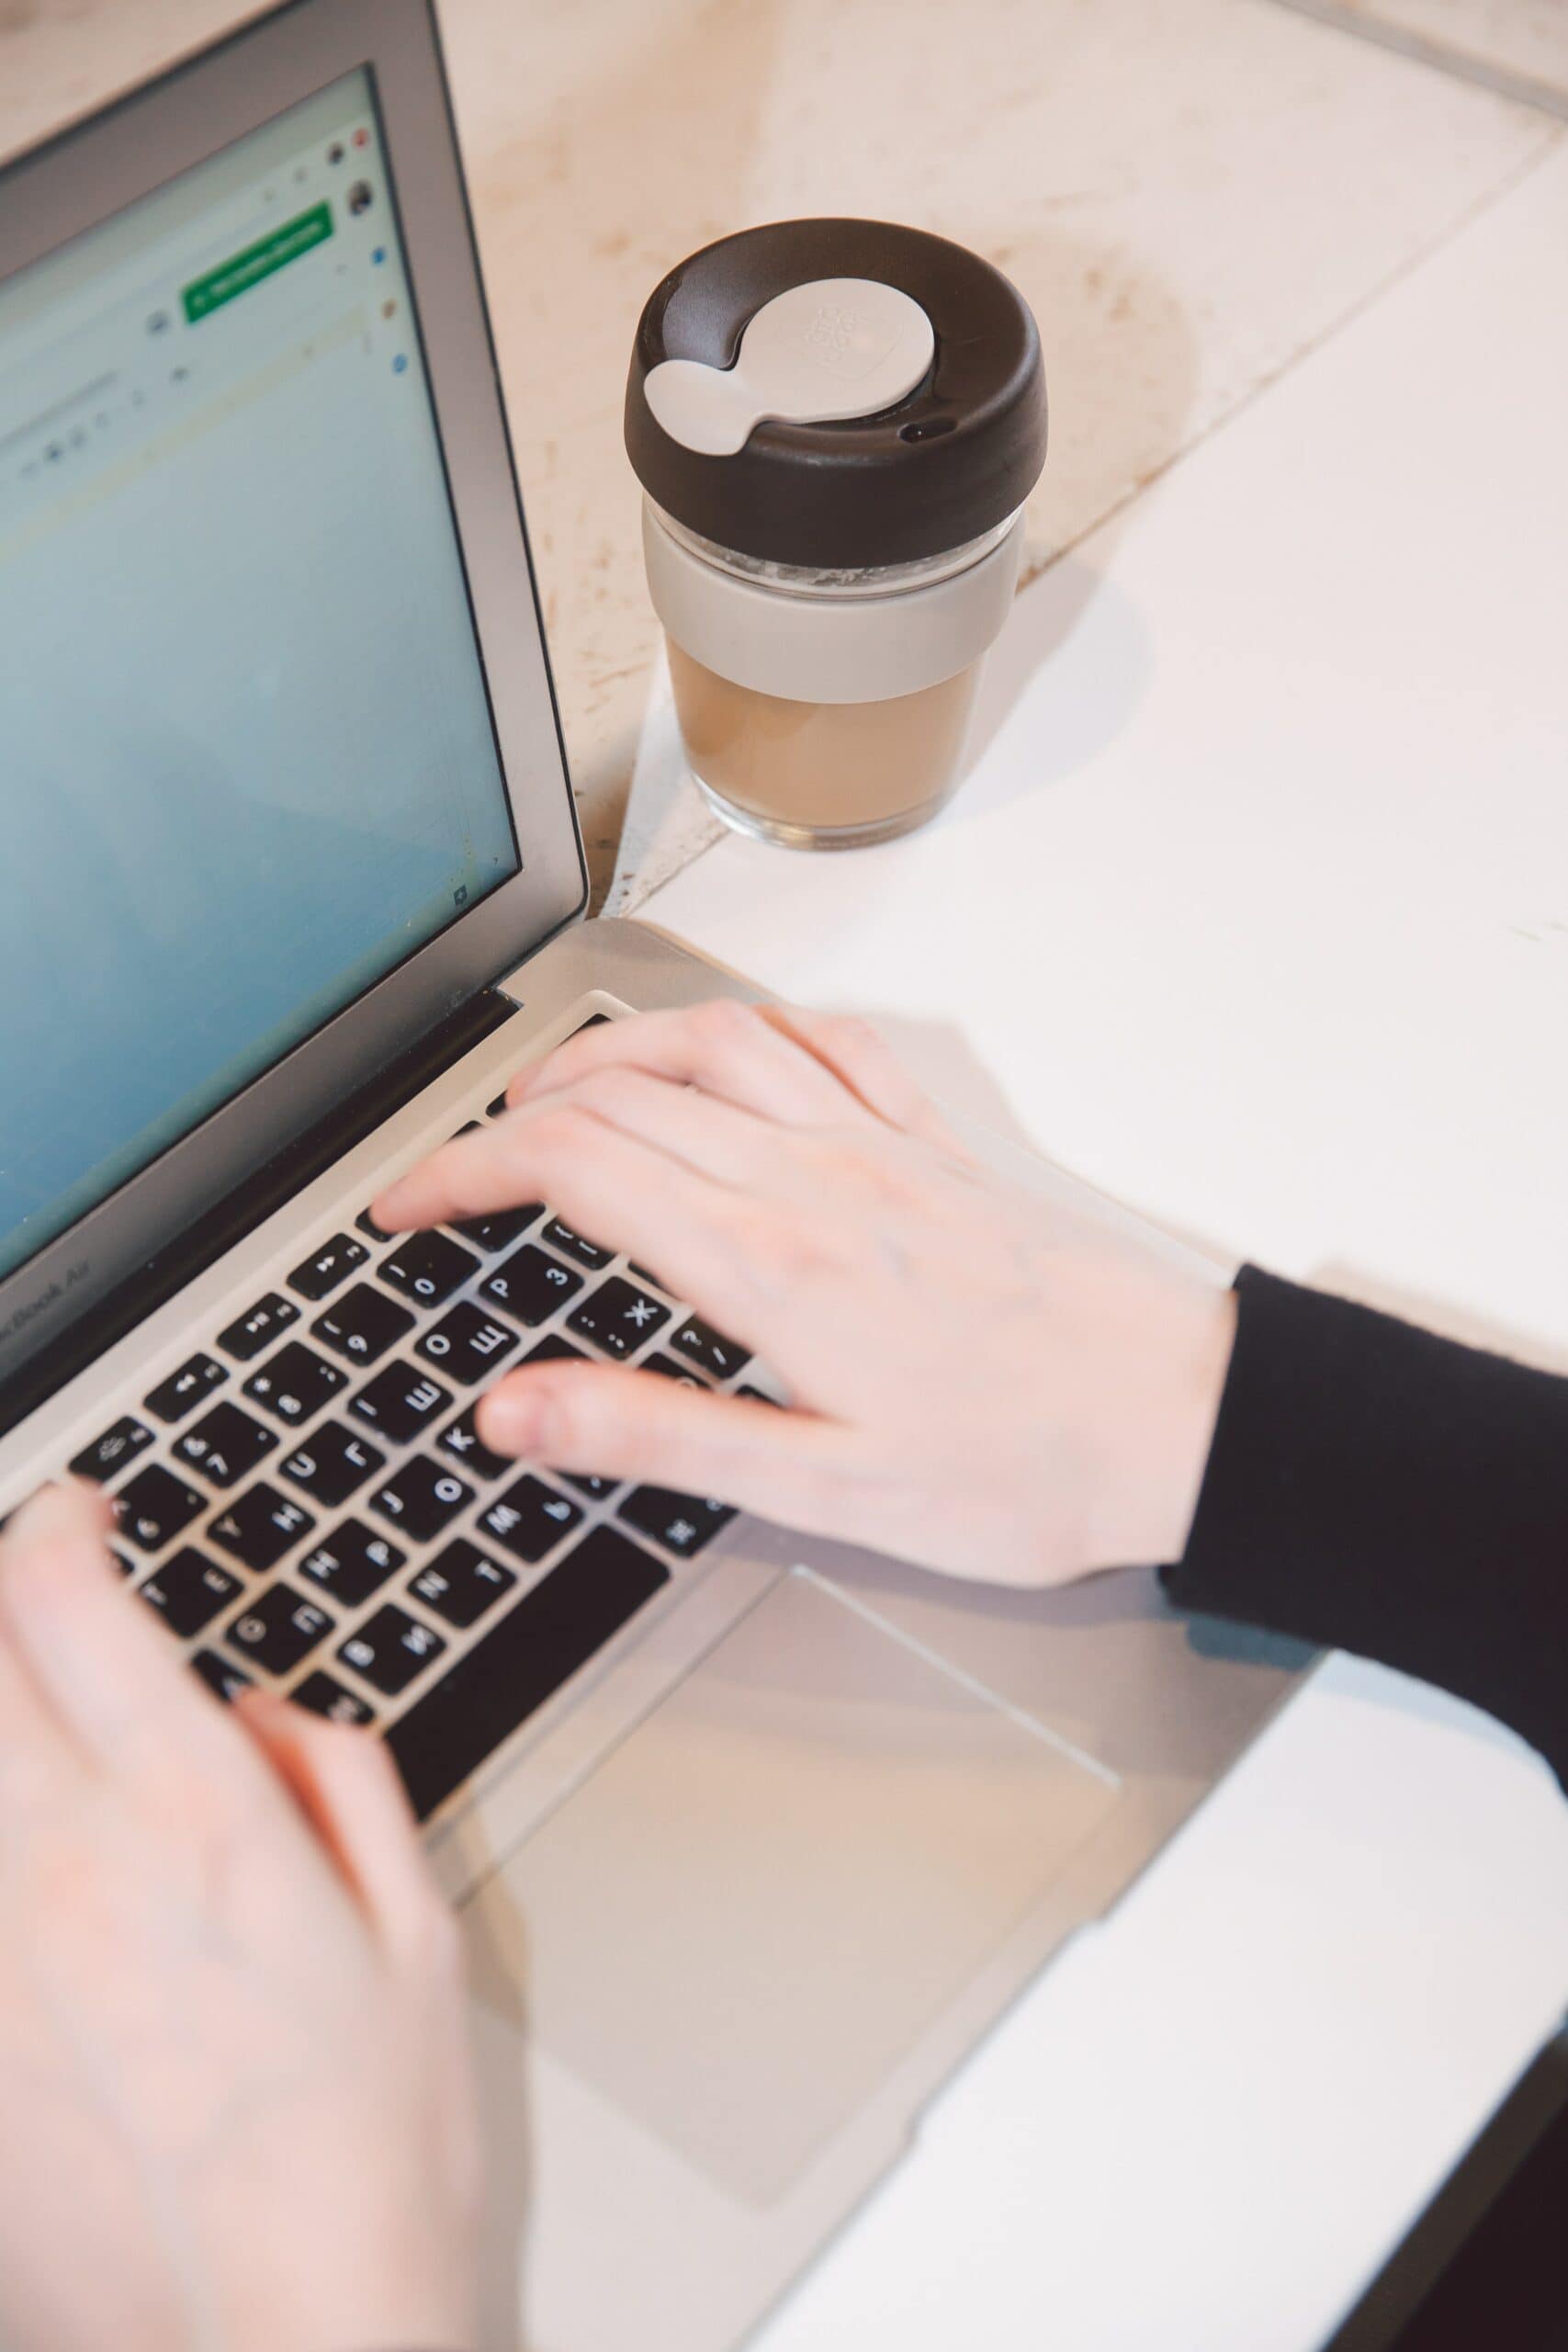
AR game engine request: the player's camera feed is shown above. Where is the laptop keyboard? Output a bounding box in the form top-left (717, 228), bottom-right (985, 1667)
top-left (39, 1033), bottom-right (762, 1823)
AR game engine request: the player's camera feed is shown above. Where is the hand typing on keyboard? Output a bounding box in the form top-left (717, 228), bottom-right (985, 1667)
top-left (374, 1001), bottom-right (1235, 1587)
top-left (0, 1482), bottom-right (480, 2352)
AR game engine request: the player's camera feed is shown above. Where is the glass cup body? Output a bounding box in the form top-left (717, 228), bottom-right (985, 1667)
top-left (654, 513), bottom-right (1011, 851)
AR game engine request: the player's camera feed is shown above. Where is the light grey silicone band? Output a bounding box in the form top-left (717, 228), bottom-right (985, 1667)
top-left (643, 503), bottom-right (1023, 705)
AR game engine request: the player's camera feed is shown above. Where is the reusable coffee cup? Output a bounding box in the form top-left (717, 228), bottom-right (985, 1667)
top-left (625, 218), bottom-right (1047, 849)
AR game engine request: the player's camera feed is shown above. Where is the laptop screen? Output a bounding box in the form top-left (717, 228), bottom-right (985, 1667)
top-left (0, 69), bottom-right (519, 1284)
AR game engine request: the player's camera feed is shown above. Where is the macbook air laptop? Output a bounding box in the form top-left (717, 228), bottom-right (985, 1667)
top-left (0, 5), bottom-right (1310, 2344)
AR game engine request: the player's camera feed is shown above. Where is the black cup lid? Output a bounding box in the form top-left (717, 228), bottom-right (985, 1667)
top-left (625, 218), bottom-right (1046, 570)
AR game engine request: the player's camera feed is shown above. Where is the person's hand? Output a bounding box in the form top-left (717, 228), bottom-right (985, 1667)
top-left (0, 1482), bottom-right (479, 2352)
top-left (373, 1001), bottom-right (1235, 1585)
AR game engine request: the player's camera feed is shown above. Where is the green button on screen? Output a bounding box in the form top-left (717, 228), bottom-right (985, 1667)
top-left (182, 201), bottom-right (333, 323)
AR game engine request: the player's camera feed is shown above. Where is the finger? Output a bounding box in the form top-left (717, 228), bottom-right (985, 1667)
top-left (370, 1103), bottom-right (767, 1332)
top-left (0, 1487), bottom-right (102, 1797)
top-left (505, 1000), bottom-right (870, 1128)
top-left (497, 1065), bottom-right (795, 1193)
top-left (235, 1691), bottom-right (446, 1956)
top-left (2, 1478), bottom-right (115, 1551)
top-left (475, 1359), bottom-right (860, 1531)
top-left (0, 1483), bottom-right (272, 1787)
top-left (757, 1007), bottom-right (966, 1150)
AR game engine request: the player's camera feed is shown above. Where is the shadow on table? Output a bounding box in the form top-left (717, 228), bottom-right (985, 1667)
top-left (947, 213), bottom-right (1201, 813)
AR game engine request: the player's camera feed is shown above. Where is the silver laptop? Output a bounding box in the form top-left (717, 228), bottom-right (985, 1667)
top-left (0, 6), bottom-right (1309, 2344)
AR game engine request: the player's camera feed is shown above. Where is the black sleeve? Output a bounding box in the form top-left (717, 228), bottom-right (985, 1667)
top-left (1159, 1266), bottom-right (1568, 1787)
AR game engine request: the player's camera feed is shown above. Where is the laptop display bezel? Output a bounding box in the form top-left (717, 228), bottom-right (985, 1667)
top-left (0, 0), bottom-right (588, 1396)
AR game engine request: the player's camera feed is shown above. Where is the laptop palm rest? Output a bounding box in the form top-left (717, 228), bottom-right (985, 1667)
top-left (464, 1566), bottom-right (1121, 2208)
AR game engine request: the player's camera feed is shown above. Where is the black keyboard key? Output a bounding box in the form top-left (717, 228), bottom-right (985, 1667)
top-left (737, 1385), bottom-right (783, 1407)
top-left (409, 1538), bottom-right (515, 1630)
top-left (299, 1519), bottom-right (404, 1606)
top-left (367, 1456), bottom-right (474, 1543)
top-left (311, 1283), bottom-right (415, 1367)
top-left (288, 1233), bottom-right (370, 1301)
top-left (111, 1548), bottom-right (136, 1577)
top-left (217, 1292), bottom-right (299, 1362)
top-left (348, 1363), bottom-right (451, 1446)
top-left (290, 1670), bottom-right (376, 1726)
top-left (435, 1406), bottom-right (513, 1482)
top-left (641, 1352), bottom-right (706, 1386)
top-left (174, 1401), bottom-right (277, 1487)
top-left (567, 1276), bottom-right (670, 1361)
top-left (617, 1487), bottom-right (737, 1559)
top-left (388, 1526), bottom-right (668, 1821)
top-left (560, 1468), bottom-right (620, 1500)
top-left (70, 1415), bottom-right (155, 1484)
top-left (337, 1604), bottom-right (446, 1697)
top-left (478, 1243), bottom-right (582, 1328)
top-left (113, 1464), bottom-right (205, 1553)
top-left (377, 1231), bottom-right (479, 1307)
top-left (667, 1316), bottom-right (750, 1382)
top-left (137, 1546), bottom-right (243, 1638)
top-left (540, 1217), bottom-right (613, 1270)
top-left (278, 1420), bottom-right (384, 1506)
top-left (356, 1206), bottom-right (394, 1244)
top-left (478, 1474), bottom-right (582, 1564)
top-left (243, 1341), bottom-right (346, 1427)
top-left (224, 1583), bottom-right (333, 1676)
top-left (191, 1649), bottom-right (253, 1704)
top-left (208, 1484), bottom-right (315, 1572)
top-left (144, 1351), bottom-right (228, 1424)
top-left (525, 1333), bottom-right (588, 1366)
top-left (485, 1088), bottom-right (512, 1117)
top-left (415, 1301), bottom-right (520, 1385)
top-left (452, 1204), bottom-right (542, 1253)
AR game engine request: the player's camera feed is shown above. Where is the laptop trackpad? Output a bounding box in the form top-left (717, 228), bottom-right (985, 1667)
top-left (468, 1567), bottom-right (1120, 2206)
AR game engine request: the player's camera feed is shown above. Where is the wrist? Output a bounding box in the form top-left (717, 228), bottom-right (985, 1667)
top-left (1085, 1272), bottom-right (1236, 1572)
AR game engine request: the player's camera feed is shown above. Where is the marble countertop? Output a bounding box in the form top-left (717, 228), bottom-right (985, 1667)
top-left (4, 0), bottom-right (1563, 907)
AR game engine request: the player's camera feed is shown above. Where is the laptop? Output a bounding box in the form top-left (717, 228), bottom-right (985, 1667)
top-left (0, 5), bottom-right (1310, 2343)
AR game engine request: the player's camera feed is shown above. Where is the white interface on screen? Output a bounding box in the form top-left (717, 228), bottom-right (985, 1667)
top-left (0, 70), bottom-right (519, 1283)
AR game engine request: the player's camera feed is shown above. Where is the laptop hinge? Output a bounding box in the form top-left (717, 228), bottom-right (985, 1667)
top-left (0, 987), bottom-right (517, 1438)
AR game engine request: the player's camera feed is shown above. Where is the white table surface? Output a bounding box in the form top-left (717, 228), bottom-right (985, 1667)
top-left (637, 137), bottom-right (1568, 2352)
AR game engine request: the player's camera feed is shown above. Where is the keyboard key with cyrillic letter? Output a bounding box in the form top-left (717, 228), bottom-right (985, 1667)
top-left (311, 1283), bottom-right (414, 1367)
top-left (478, 1474), bottom-right (582, 1564)
top-left (299, 1519), bottom-right (404, 1606)
top-left (208, 1484), bottom-right (315, 1573)
top-left (277, 1420), bottom-right (384, 1506)
top-left (387, 1527), bottom-right (668, 1820)
top-left (337, 1604), bottom-right (446, 1697)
